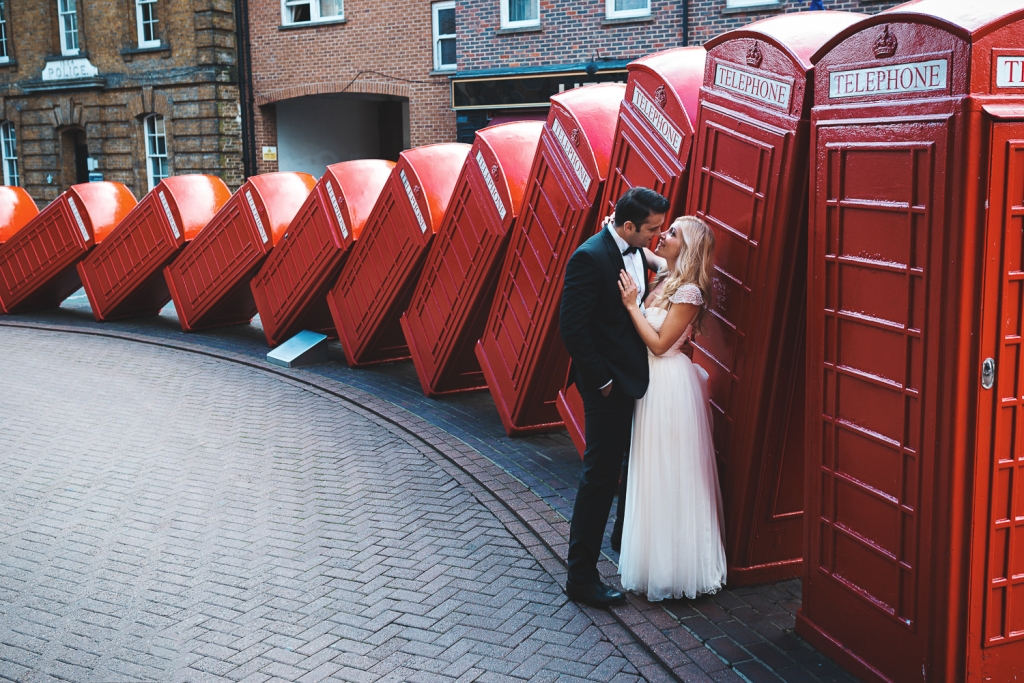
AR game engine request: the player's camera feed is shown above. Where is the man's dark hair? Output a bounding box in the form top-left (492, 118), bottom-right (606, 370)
top-left (614, 187), bottom-right (670, 229)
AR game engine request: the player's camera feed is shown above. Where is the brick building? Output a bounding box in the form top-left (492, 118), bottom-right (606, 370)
top-left (685, 0), bottom-right (901, 46)
top-left (0, 0), bottom-right (243, 207)
top-left (242, 1), bottom-right (904, 178)
top-left (244, 0), bottom-right (455, 177)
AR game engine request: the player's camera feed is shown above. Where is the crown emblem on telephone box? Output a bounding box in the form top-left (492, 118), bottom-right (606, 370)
top-left (746, 41), bottom-right (763, 68)
top-left (570, 128), bottom-right (580, 147)
top-left (874, 25), bottom-right (898, 58)
top-left (655, 85), bottom-right (667, 108)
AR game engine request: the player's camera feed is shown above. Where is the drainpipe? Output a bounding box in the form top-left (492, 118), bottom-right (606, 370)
top-left (234, 0), bottom-right (256, 178)
top-left (681, 0), bottom-right (690, 47)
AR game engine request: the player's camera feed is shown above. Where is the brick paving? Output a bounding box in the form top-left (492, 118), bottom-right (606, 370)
top-left (0, 297), bottom-right (862, 683)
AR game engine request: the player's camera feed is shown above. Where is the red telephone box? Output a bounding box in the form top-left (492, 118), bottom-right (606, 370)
top-left (326, 143), bottom-right (470, 367)
top-left (0, 186), bottom-right (39, 244)
top-left (0, 182), bottom-right (136, 314)
top-left (800, 3), bottom-right (1024, 682)
top-left (400, 122), bottom-right (543, 396)
top-left (251, 160), bottom-right (394, 347)
top-left (77, 175), bottom-right (231, 321)
top-left (475, 83), bottom-right (624, 436)
top-left (555, 46), bottom-right (707, 454)
top-left (683, 11), bottom-right (864, 586)
top-left (164, 172), bottom-right (315, 332)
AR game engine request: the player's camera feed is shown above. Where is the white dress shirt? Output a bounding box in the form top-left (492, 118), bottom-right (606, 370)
top-left (608, 224), bottom-right (645, 311)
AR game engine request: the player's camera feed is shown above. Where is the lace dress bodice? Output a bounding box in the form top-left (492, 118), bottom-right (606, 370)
top-left (643, 283), bottom-right (703, 358)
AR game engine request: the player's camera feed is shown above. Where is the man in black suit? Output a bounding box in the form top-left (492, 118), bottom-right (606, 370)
top-left (559, 187), bottom-right (669, 608)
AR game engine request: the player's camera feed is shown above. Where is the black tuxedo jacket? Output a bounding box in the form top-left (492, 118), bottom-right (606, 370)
top-left (559, 228), bottom-right (650, 400)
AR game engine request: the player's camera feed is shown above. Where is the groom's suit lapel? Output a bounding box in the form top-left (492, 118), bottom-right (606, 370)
top-left (600, 227), bottom-right (649, 302)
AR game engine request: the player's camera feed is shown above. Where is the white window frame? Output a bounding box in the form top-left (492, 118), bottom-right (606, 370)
top-left (500, 0), bottom-right (539, 29)
top-left (58, 0), bottom-right (79, 56)
top-left (0, 2), bottom-right (10, 64)
top-left (724, 0), bottom-right (781, 8)
top-left (2, 121), bottom-right (18, 187)
top-left (432, 1), bottom-right (455, 72)
top-left (280, 0), bottom-right (344, 26)
top-left (136, 0), bottom-right (160, 49)
top-left (144, 114), bottom-right (168, 191)
top-left (605, 0), bottom-right (650, 20)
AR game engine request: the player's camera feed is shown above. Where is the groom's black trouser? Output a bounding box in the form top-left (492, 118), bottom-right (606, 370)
top-left (566, 383), bottom-right (634, 585)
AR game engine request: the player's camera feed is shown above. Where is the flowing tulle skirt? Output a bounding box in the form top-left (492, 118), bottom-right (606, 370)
top-left (619, 352), bottom-right (727, 601)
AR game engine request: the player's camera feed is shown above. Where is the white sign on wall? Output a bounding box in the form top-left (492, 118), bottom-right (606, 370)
top-left (41, 58), bottom-right (99, 81)
top-left (829, 59), bottom-right (947, 98)
top-left (714, 63), bottom-right (792, 110)
top-left (996, 56), bottom-right (1024, 88)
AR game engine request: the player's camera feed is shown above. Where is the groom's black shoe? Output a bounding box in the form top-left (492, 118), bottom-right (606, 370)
top-left (564, 579), bottom-right (626, 608)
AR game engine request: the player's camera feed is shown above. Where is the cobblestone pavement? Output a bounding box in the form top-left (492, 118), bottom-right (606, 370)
top-left (0, 299), bottom-right (861, 683)
top-left (0, 328), bottom-right (644, 682)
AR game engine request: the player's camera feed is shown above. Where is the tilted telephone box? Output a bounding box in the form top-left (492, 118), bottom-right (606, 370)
top-left (326, 143), bottom-right (470, 367)
top-left (251, 160), bottom-right (394, 347)
top-left (799, 2), bottom-right (1024, 682)
top-left (400, 122), bottom-right (543, 397)
top-left (77, 175), bottom-right (231, 321)
top-left (555, 46), bottom-right (707, 455)
top-left (164, 172), bottom-right (316, 332)
top-left (684, 11), bottom-right (865, 587)
top-left (0, 186), bottom-right (39, 245)
top-left (0, 182), bottom-right (136, 314)
top-left (475, 83), bottom-right (624, 436)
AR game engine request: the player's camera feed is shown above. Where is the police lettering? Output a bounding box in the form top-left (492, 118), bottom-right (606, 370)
top-left (829, 59), bottom-right (947, 98)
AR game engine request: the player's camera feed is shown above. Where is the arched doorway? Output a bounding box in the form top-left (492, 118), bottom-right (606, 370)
top-left (59, 127), bottom-right (89, 188)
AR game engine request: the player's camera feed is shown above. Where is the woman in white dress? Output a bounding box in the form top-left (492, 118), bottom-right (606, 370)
top-left (615, 216), bottom-right (727, 601)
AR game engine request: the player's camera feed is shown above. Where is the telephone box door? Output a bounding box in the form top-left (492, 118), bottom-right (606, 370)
top-left (689, 104), bottom-right (802, 572)
top-left (805, 115), bottom-right (954, 682)
top-left (970, 118), bottom-right (1024, 681)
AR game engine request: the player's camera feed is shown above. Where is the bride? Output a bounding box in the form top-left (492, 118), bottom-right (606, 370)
top-left (615, 216), bottom-right (727, 601)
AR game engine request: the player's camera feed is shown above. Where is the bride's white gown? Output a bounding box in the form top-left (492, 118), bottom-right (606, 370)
top-left (619, 283), bottom-right (728, 601)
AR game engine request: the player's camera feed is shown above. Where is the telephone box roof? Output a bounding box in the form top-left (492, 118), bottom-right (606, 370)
top-left (629, 46), bottom-right (707, 131)
top-left (707, 11), bottom-right (866, 71)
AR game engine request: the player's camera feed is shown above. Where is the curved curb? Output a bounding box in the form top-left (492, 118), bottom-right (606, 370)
top-left (0, 319), bottom-right (689, 683)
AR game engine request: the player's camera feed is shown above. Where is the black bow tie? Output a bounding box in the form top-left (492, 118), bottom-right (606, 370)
top-left (621, 246), bottom-right (639, 256)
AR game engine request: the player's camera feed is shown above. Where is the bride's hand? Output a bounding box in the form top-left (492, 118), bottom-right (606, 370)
top-left (618, 270), bottom-right (639, 310)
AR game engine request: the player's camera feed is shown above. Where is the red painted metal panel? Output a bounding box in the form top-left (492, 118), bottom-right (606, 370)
top-left (327, 144), bottom-right (470, 367)
top-left (0, 182), bottom-right (136, 314)
top-left (77, 175), bottom-right (231, 321)
top-left (164, 172), bottom-right (315, 332)
top-left (799, 4), bottom-right (1024, 683)
top-left (400, 122), bottom-right (542, 396)
top-left (684, 11), bottom-right (863, 587)
top-left (0, 186), bottom-right (38, 245)
top-left (252, 160), bottom-right (394, 347)
top-left (474, 83), bottom-right (624, 436)
top-left (557, 46), bottom-right (706, 454)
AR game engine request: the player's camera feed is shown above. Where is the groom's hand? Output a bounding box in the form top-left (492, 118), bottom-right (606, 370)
top-left (601, 382), bottom-right (613, 398)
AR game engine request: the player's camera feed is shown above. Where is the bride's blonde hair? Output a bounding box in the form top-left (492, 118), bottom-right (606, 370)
top-left (652, 216), bottom-right (715, 334)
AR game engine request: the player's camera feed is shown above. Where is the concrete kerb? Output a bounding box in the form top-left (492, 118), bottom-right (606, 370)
top-left (0, 319), bottom-right (692, 683)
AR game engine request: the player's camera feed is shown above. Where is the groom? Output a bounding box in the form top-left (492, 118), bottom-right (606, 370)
top-left (559, 187), bottom-right (669, 608)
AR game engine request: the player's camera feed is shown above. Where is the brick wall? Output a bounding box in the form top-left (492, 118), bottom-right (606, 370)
top-left (458, 0), bottom-right (684, 72)
top-left (246, 0), bottom-right (456, 175)
top-left (0, 0), bottom-right (243, 206)
top-left (686, 1), bottom-right (901, 46)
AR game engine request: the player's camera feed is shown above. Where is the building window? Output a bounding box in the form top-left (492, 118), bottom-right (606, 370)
top-left (58, 0), bottom-right (79, 56)
top-left (2, 122), bottom-right (18, 187)
top-left (432, 2), bottom-right (455, 71)
top-left (0, 3), bottom-right (10, 63)
top-left (500, 0), bottom-right (538, 29)
top-left (144, 114), bottom-right (168, 190)
top-left (136, 0), bottom-right (160, 48)
top-left (281, 0), bottom-right (343, 25)
top-left (606, 0), bottom-right (650, 20)
top-left (724, 0), bottom-right (781, 8)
